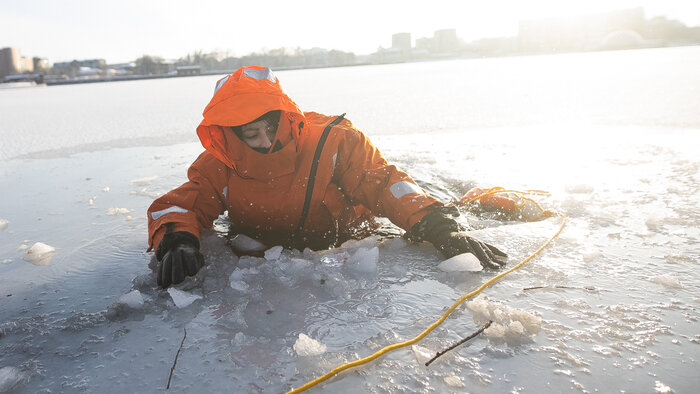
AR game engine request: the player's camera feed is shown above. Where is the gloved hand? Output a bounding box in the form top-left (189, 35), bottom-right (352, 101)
top-left (408, 206), bottom-right (507, 269)
top-left (156, 225), bottom-right (205, 288)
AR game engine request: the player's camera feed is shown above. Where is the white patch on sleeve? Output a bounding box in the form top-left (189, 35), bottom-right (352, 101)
top-left (213, 75), bottom-right (229, 95)
top-left (150, 206), bottom-right (188, 220)
top-left (390, 181), bottom-right (424, 199)
top-left (331, 153), bottom-right (337, 172)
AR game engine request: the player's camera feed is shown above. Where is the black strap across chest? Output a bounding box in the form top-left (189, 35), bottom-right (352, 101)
top-left (294, 113), bottom-right (346, 242)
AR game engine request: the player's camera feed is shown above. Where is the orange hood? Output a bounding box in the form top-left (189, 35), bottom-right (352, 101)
top-left (196, 66), bottom-right (306, 169)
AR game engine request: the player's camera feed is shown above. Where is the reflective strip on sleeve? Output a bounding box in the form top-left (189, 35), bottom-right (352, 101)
top-left (390, 181), bottom-right (424, 199)
top-left (222, 186), bottom-right (228, 199)
top-left (243, 67), bottom-right (276, 83)
top-left (150, 206), bottom-right (188, 220)
top-left (213, 75), bottom-right (229, 95)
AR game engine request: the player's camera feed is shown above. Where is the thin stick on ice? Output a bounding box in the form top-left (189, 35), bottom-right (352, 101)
top-left (166, 328), bottom-right (187, 390)
top-left (425, 320), bottom-right (492, 366)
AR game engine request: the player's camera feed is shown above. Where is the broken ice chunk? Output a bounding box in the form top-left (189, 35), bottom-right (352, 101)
top-left (0, 366), bottom-right (25, 392)
top-left (652, 275), bottom-right (682, 289)
top-left (167, 288), bottom-right (202, 308)
top-left (106, 207), bottom-right (132, 216)
top-left (23, 242), bottom-right (56, 266)
top-left (293, 333), bottom-right (327, 356)
top-left (130, 176), bottom-right (157, 186)
top-left (230, 279), bottom-right (250, 292)
top-left (654, 380), bottom-right (673, 393)
top-left (444, 375), bottom-right (464, 387)
top-left (438, 253), bottom-right (482, 272)
top-left (582, 249), bottom-right (601, 262)
top-left (230, 234), bottom-right (268, 255)
top-left (264, 246), bottom-right (283, 261)
top-left (466, 295), bottom-right (542, 346)
top-left (117, 290), bottom-right (144, 309)
top-left (0, 219), bottom-right (8, 231)
top-left (565, 184), bottom-right (594, 194)
top-left (411, 345), bottom-right (433, 365)
top-left (347, 246), bottom-right (378, 272)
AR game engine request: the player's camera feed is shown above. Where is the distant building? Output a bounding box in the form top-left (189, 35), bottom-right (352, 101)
top-left (415, 37), bottom-right (433, 53)
top-left (0, 47), bottom-right (22, 78)
top-left (392, 32), bottom-right (411, 53)
top-left (176, 65), bottom-right (201, 76)
top-left (54, 58), bottom-right (106, 70)
top-left (52, 58), bottom-right (107, 78)
top-left (33, 57), bottom-right (50, 73)
top-left (20, 56), bottom-right (34, 73)
top-left (434, 29), bottom-right (459, 53)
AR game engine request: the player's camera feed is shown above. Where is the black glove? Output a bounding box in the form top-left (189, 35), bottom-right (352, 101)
top-left (156, 224), bottom-right (205, 288)
top-left (408, 206), bottom-right (507, 269)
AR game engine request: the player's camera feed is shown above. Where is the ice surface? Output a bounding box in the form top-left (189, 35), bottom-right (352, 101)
top-left (2, 50), bottom-right (700, 393)
top-left (264, 245), bottom-right (283, 260)
top-left (22, 242), bottom-right (55, 266)
top-left (346, 246), bottom-right (378, 272)
top-left (0, 366), bottom-right (25, 392)
top-left (652, 275), bottom-right (683, 289)
top-left (293, 333), bottom-right (327, 356)
top-left (130, 176), bottom-right (157, 185)
top-left (438, 253), bottom-right (482, 272)
top-left (0, 219), bottom-right (8, 231)
top-left (167, 288), bottom-right (202, 308)
top-left (106, 207), bottom-right (132, 216)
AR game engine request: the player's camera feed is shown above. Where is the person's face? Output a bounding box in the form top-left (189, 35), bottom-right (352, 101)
top-left (240, 120), bottom-right (275, 149)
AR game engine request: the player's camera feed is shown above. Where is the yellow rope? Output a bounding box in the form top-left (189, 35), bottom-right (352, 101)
top-left (287, 191), bottom-right (567, 394)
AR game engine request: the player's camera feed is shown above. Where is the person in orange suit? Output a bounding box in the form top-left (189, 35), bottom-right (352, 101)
top-left (148, 66), bottom-right (506, 287)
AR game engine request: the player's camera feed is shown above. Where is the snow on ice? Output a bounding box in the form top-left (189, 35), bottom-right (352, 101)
top-left (466, 295), bottom-right (542, 346)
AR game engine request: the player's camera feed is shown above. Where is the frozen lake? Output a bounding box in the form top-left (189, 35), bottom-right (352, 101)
top-left (1, 46), bottom-right (699, 393)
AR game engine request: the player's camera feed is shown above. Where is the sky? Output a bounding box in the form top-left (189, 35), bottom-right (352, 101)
top-left (2, 0), bottom-right (699, 64)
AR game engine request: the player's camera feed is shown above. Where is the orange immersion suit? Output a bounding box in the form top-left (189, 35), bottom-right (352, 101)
top-left (147, 66), bottom-right (440, 253)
